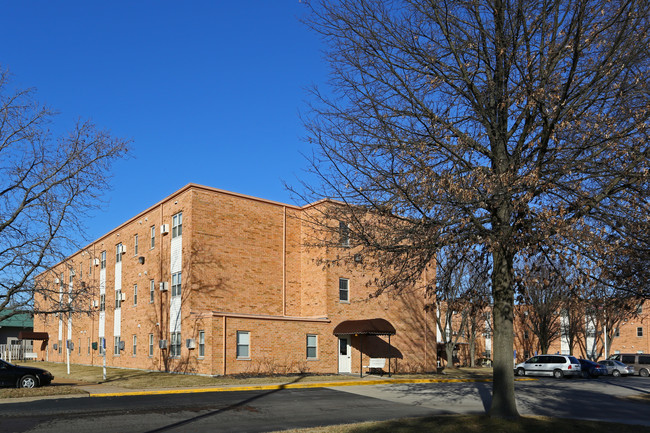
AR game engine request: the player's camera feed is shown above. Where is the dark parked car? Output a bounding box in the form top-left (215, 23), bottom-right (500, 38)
top-left (578, 359), bottom-right (607, 378)
top-left (599, 359), bottom-right (634, 377)
top-left (0, 359), bottom-right (54, 388)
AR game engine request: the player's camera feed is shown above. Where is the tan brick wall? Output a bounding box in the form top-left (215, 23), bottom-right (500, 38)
top-left (34, 184), bottom-right (438, 375)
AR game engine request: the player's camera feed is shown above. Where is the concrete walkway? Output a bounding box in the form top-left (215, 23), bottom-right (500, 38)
top-left (0, 372), bottom-right (506, 403)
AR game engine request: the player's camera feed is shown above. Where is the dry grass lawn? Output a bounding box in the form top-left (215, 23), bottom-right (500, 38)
top-left (276, 415), bottom-right (650, 433)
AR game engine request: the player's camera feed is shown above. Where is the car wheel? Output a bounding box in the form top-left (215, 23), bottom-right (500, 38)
top-left (517, 367), bottom-right (525, 376)
top-left (19, 375), bottom-right (37, 388)
top-left (612, 370), bottom-right (621, 377)
top-left (640, 368), bottom-right (649, 378)
top-left (553, 369), bottom-right (564, 379)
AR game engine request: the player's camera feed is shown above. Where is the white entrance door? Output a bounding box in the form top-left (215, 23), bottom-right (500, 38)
top-left (338, 336), bottom-right (351, 373)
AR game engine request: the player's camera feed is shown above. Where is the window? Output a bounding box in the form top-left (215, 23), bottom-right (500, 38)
top-left (615, 328), bottom-right (620, 337)
top-left (100, 294), bottom-right (105, 312)
top-left (150, 279), bottom-right (155, 303)
top-left (170, 332), bottom-right (181, 357)
top-left (78, 338), bottom-right (81, 355)
top-left (132, 335), bottom-right (137, 356)
top-left (306, 334), bottom-right (317, 359)
top-left (150, 225), bottom-right (156, 249)
top-left (339, 221), bottom-right (350, 247)
top-left (115, 290), bottom-right (122, 309)
top-left (148, 334), bottom-right (154, 357)
top-left (638, 327), bottom-right (644, 337)
top-left (524, 331), bottom-right (529, 340)
top-left (199, 331), bottom-right (205, 357)
top-left (172, 272), bottom-right (182, 297)
top-left (638, 304), bottom-right (644, 314)
top-left (114, 336), bottom-right (121, 356)
top-left (236, 331), bottom-right (250, 359)
top-left (339, 278), bottom-right (349, 302)
top-left (100, 251), bottom-right (106, 269)
top-left (134, 235), bottom-right (138, 255)
top-left (58, 340), bottom-right (62, 354)
top-left (99, 338), bottom-right (105, 355)
top-left (80, 263), bottom-right (83, 279)
top-left (116, 243), bottom-right (122, 263)
top-left (133, 284), bottom-right (138, 306)
top-left (172, 212), bottom-right (183, 238)
top-left (87, 337), bottom-right (90, 355)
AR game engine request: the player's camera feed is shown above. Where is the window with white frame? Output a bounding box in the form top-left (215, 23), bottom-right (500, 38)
top-left (115, 290), bottom-right (122, 309)
top-left (306, 334), bottom-right (317, 359)
top-left (150, 279), bottom-right (155, 303)
top-left (638, 327), bottom-right (644, 337)
top-left (236, 331), bottom-right (250, 359)
top-left (58, 340), bottom-right (62, 354)
top-left (100, 251), bottom-right (106, 269)
top-left (87, 337), bottom-right (90, 355)
top-left (99, 338), bottom-right (105, 355)
top-left (116, 243), bottom-right (122, 263)
top-left (133, 284), bottom-right (138, 306)
top-left (339, 278), bottom-right (349, 302)
top-left (172, 212), bottom-right (183, 238)
top-left (132, 335), bottom-right (137, 356)
top-left (134, 234), bottom-right (138, 255)
top-left (170, 332), bottom-right (181, 357)
top-left (148, 334), bottom-right (154, 357)
top-left (150, 225), bottom-right (155, 249)
top-left (114, 336), bottom-right (121, 356)
top-left (100, 294), bottom-right (105, 312)
top-left (199, 331), bottom-right (205, 357)
top-left (172, 272), bottom-right (182, 297)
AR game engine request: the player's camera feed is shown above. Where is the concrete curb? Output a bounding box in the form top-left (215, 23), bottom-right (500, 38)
top-left (88, 377), bottom-right (537, 398)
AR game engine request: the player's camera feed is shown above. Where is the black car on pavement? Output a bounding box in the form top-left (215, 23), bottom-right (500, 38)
top-left (0, 358), bottom-right (54, 388)
top-left (578, 358), bottom-right (607, 378)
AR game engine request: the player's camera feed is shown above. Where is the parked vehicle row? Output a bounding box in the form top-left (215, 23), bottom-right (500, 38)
top-left (514, 353), bottom-right (646, 379)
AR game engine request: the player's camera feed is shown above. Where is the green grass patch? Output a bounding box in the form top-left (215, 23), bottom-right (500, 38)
top-left (277, 415), bottom-right (650, 433)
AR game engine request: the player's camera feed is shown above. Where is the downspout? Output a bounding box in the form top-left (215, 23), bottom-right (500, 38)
top-left (222, 315), bottom-right (227, 376)
top-left (282, 206), bottom-right (286, 316)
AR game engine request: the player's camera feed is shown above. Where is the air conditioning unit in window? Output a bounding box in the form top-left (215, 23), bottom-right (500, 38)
top-left (92, 300), bottom-right (98, 308)
top-left (186, 339), bottom-right (196, 349)
top-left (159, 282), bottom-right (169, 292)
top-left (94, 258), bottom-right (100, 267)
top-left (159, 339), bottom-right (168, 349)
top-left (119, 341), bottom-right (125, 351)
top-left (119, 245), bottom-right (127, 254)
top-left (120, 293), bottom-right (126, 301)
top-left (53, 344), bottom-right (58, 350)
top-left (70, 270), bottom-right (75, 276)
top-left (54, 278), bottom-right (60, 284)
top-left (161, 224), bottom-right (169, 235)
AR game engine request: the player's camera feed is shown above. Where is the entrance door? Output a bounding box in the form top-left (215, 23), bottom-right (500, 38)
top-left (338, 336), bottom-right (351, 373)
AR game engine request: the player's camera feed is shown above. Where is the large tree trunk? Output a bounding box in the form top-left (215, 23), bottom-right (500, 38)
top-left (489, 246), bottom-right (519, 418)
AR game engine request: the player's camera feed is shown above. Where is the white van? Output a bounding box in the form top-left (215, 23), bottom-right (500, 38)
top-left (514, 355), bottom-right (581, 378)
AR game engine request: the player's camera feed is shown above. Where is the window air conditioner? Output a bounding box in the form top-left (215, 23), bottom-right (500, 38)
top-left (54, 278), bottom-right (60, 284)
top-left (120, 293), bottom-right (126, 301)
top-left (186, 339), bottom-right (196, 349)
top-left (119, 341), bottom-right (125, 351)
top-left (159, 339), bottom-right (168, 349)
top-left (159, 282), bottom-right (169, 292)
top-left (94, 258), bottom-right (100, 266)
top-left (53, 344), bottom-right (58, 350)
top-left (92, 300), bottom-right (98, 308)
top-left (120, 244), bottom-right (127, 254)
top-left (161, 224), bottom-right (170, 235)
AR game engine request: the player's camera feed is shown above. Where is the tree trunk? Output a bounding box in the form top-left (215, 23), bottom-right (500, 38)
top-left (445, 343), bottom-right (455, 369)
top-left (489, 246), bottom-right (520, 418)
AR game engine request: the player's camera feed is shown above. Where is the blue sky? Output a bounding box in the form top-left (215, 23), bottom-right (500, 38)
top-left (0, 1), bottom-right (325, 243)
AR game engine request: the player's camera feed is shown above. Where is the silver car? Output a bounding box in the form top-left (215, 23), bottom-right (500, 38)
top-left (514, 354), bottom-right (581, 378)
top-left (599, 359), bottom-right (634, 377)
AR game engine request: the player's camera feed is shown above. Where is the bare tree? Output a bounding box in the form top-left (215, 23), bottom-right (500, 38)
top-left (0, 68), bottom-right (130, 321)
top-left (516, 255), bottom-right (564, 354)
top-left (300, 0), bottom-right (649, 418)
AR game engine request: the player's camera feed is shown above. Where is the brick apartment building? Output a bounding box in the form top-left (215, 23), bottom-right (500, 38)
top-left (34, 184), bottom-right (437, 376)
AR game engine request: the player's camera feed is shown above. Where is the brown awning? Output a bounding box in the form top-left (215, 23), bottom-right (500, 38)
top-left (18, 331), bottom-right (49, 341)
top-left (333, 318), bottom-right (396, 336)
